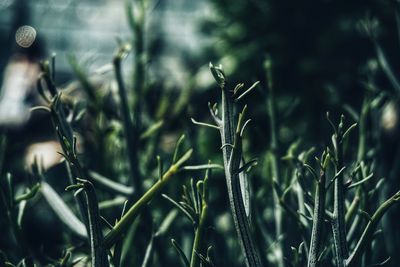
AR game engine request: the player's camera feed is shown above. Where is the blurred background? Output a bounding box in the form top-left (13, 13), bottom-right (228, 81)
top-left (1, 0), bottom-right (400, 266)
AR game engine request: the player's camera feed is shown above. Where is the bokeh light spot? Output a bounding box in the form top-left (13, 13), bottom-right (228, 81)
top-left (15, 25), bottom-right (37, 48)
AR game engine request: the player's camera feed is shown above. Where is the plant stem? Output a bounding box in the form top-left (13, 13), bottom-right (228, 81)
top-left (346, 190), bottom-right (400, 267)
top-left (345, 196), bottom-right (360, 223)
top-left (102, 149), bottom-right (192, 248)
top-left (307, 170), bottom-right (326, 267)
top-left (332, 139), bottom-right (348, 267)
top-left (357, 98), bottom-right (368, 163)
top-left (328, 115), bottom-right (350, 267)
top-left (190, 171), bottom-right (210, 267)
top-left (265, 58), bottom-right (284, 267)
top-left (220, 88), bottom-right (262, 267)
top-left (42, 75), bottom-right (90, 232)
top-left (126, 0), bottom-right (146, 194)
top-left (114, 45), bottom-right (142, 196)
top-left (0, 184), bottom-right (28, 256)
top-left (208, 63), bottom-right (262, 267)
top-left (69, 181), bottom-right (108, 267)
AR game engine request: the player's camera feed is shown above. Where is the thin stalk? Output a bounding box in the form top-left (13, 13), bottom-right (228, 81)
top-left (344, 97), bottom-right (366, 249)
top-left (223, 103), bottom-right (261, 267)
top-left (99, 197), bottom-right (127, 210)
top-left (307, 170), bottom-right (326, 267)
top-left (0, 178), bottom-right (28, 256)
top-left (296, 177), bottom-right (308, 227)
top-left (38, 64), bottom-right (73, 142)
top-left (88, 171), bottom-right (133, 196)
top-left (67, 180), bottom-right (108, 267)
top-left (114, 45), bottom-right (142, 196)
top-left (209, 63), bottom-right (262, 267)
top-left (346, 190), bottom-right (400, 267)
top-left (328, 115), bottom-right (351, 267)
top-left (350, 98), bottom-right (369, 263)
top-left (345, 196), bottom-right (360, 223)
top-left (265, 58), bottom-right (284, 267)
top-left (102, 149), bottom-right (192, 248)
top-left (190, 170), bottom-right (210, 267)
top-left (373, 40), bottom-right (400, 93)
top-left (346, 214), bottom-right (360, 243)
top-left (41, 74), bottom-right (90, 232)
top-left (331, 139), bottom-right (348, 267)
top-left (35, 79), bottom-right (94, 256)
top-left (357, 98), bottom-right (369, 163)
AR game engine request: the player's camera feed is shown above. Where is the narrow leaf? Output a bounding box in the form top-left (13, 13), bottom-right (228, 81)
top-left (171, 239), bottom-right (190, 267)
top-left (41, 182), bottom-right (87, 238)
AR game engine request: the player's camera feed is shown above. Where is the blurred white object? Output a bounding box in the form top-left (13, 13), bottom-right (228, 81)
top-left (0, 56), bottom-right (39, 128)
top-left (24, 141), bottom-right (63, 170)
top-left (381, 100), bottom-right (398, 134)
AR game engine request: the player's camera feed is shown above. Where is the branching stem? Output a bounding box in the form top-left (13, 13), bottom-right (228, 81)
top-left (102, 149), bottom-right (192, 248)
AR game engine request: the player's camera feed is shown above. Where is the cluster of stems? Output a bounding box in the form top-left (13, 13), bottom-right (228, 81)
top-left (193, 63), bottom-right (262, 267)
top-left (305, 115), bottom-right (400, 267)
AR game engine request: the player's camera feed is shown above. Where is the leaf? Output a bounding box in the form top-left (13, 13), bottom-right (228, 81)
top-left (209, 62), bottom-right (226, 88)
top-left (88, 171), bottom-right (133, 196)
top-left (235, 81), bottom-right (260, 101)
top-left (140, 234), bottom-right (154, 267)
top-left (41, 181), bottom-right (87, 238)
top-left (374, 42), bottom-right (400, 93)
top-left (347, 173), bottom-right (374, 190)
top-left (173, 134), bottom-right (186, 163)
top-left (342, 123), bottom-right (357, 140)
top-left (171, 239), bottom-right (190, 267)
top-left (14, 183), bottom-right (41, 203)
top-left (17, 200), bottom-right (27, 227)
top-left (155, 209), bottom-right (178, 237)
top-left (162, 194), bottom-right (196, 225)
top-left (140, 120), bottom-right (164, 140)
top-left (239, 164), bottom-right (250, 220)
top-left (182, 164), bottom-right (223, 171)
top-left (190, 118), bottom-right (219, 130)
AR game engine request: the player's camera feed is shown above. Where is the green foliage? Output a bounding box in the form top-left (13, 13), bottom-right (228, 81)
top-left (1, 1), bottom-right (400, 267)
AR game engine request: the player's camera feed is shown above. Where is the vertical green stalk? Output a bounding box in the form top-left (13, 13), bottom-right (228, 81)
top-left (190, 170), bottom-right (210, 267)
top-left (356, 98), bottom-right (371, 266)
top-left (223, 100), bottom-right (261, 267)
top-left (347, 98), bottom-right (368, 226)
top-left (37, 65), bottom-right (90, 231)
top-left (208, 63), bottom-right (262, 267)
top-left (113, 45), bottom-right (142, 196)
top-left (331, 116), bottom-right (348, 267)
top-left (126, 0), bottom-right (146, 195)
top-left (357, 98), bottom-right (368, 162)
top-left (344, 100), bottom-right (366, 248)
top-left (67, 180), bottom-right (108, 267)
top-left (0, 174), bottom-right (29, 256)
top-left (295, 171), bottom-right (308, 228)
top-left (265, 57), bottom-right (284, 267)
top-left (307, 163), bottom-right (327, 267)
